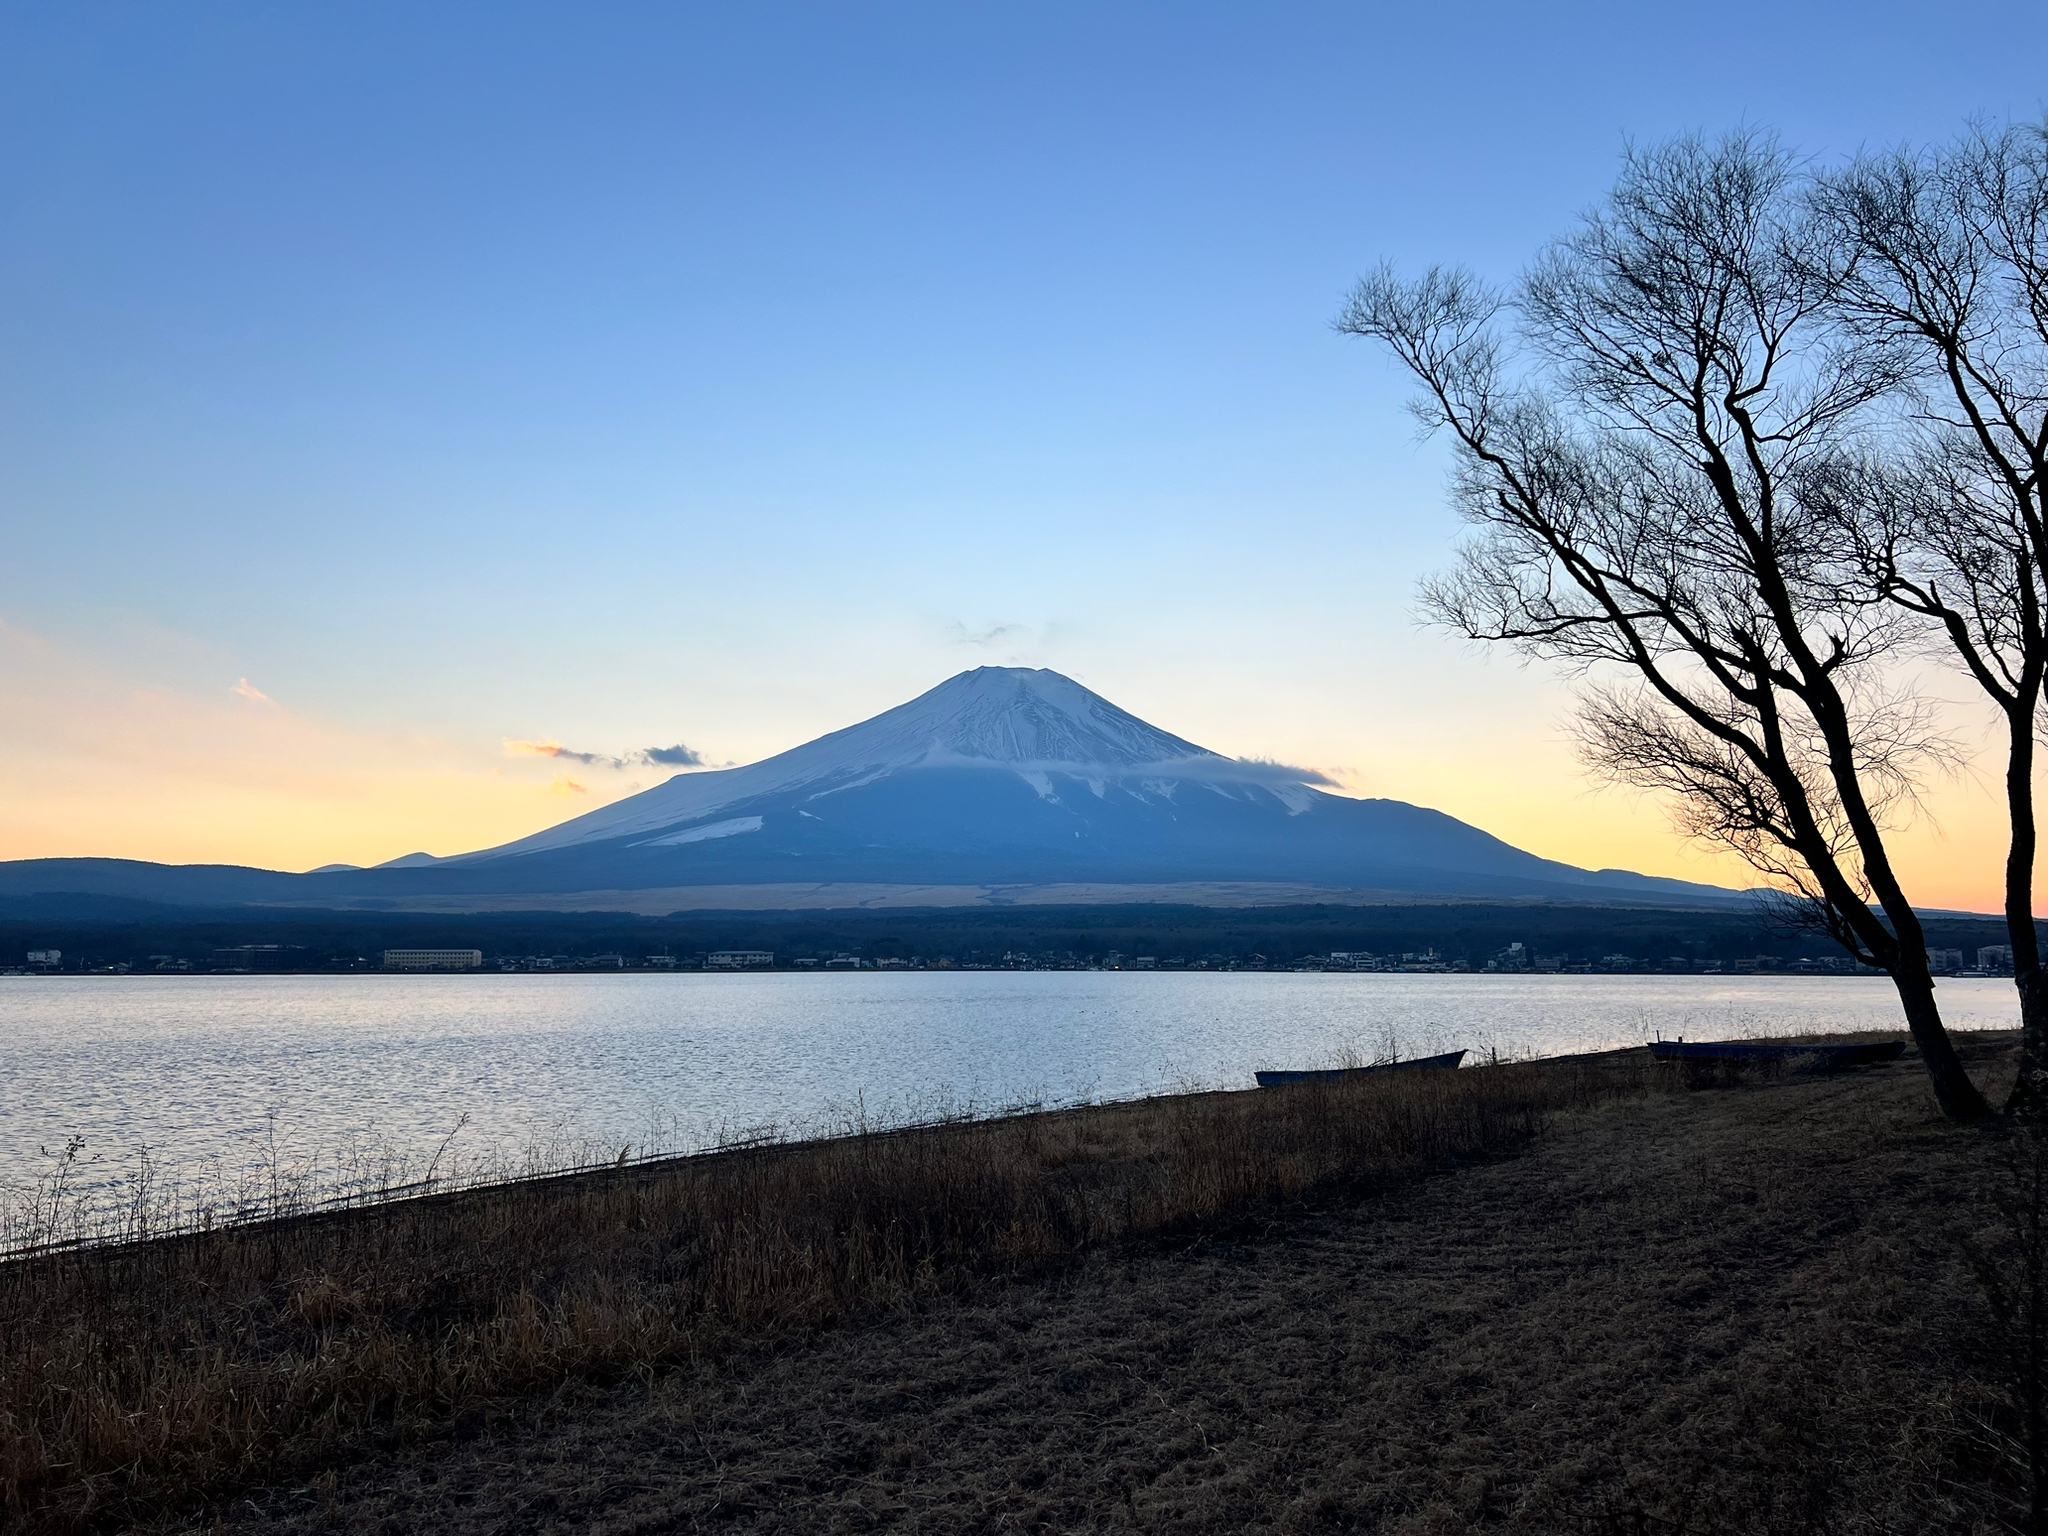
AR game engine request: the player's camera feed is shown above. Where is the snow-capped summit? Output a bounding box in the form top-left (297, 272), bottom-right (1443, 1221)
top-left (831, 666), bottom-right (1213, 768)
top-left (465, 668), bottom-right (1318, 861)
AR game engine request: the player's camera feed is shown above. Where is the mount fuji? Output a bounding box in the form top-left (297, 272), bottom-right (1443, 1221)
top-left (0, 668), bottom-right (1743, 913)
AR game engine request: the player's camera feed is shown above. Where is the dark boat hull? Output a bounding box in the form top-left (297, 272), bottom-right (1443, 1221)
top-left (1255, 1050), bottom-right (1467, 1088)
top-left (1648, 1040), bottom-right (1906, 1068)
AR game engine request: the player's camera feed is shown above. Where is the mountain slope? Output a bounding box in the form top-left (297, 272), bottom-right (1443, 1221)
top-left (469, 666), bottom-right (1271, 859)
top-left (0, 668), bottom-right (1746, 910)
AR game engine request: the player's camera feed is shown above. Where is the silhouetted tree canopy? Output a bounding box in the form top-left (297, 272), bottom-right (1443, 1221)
top-left (1339, 129), bottom-right (2033, 1121)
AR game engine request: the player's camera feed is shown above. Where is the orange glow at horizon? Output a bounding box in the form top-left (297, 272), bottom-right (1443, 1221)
top-left (0, 621), bottom-right (644, 870)
top-left (1331, 726), bottom-right (2029, 919)
top-left (0, 618), bottom-right (2034, 912)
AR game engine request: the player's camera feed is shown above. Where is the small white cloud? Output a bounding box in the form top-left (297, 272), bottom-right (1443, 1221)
top-left (945, 620), bottom-right (1029, 648)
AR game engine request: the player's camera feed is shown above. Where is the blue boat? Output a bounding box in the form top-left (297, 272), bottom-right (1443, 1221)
top-left (1255, 1050), bottom-right (1467, 1087)
top-left (1648, 1040), bottom-right (1906, 1068)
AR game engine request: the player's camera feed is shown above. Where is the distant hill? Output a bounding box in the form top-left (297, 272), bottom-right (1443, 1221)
top-left (0, 668), bottom-right (1746, 913)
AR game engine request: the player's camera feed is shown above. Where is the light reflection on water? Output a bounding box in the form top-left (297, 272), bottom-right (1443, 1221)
top-left (0, 971), bottom-right (2019, 1194)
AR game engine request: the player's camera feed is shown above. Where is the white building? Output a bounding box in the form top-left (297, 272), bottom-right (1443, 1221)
top-left (707, 951), bottom-right (775, 970)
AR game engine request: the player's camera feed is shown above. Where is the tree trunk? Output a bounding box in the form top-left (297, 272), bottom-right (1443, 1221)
top-left (1850, 793), bottom-right (1994, 1122)
top-left (2012, 967), bottom-right (2048, 1117)
top-left (1894, 967), bottom-right (1993, 1122)
top-left (2006, 714), bottom-right (2048, 1117)
top-left (2013, 966), bottom-right (2048, 1120)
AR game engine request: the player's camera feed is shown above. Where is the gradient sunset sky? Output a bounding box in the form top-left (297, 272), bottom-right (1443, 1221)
top-left (4, 3), bottom-right (2046, 911)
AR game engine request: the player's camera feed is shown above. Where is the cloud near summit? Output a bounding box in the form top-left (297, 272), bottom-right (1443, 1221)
top-left (924, 751), bottom-right (1341, 790)
top-left (1223, 756), bottom-right (1342, 789)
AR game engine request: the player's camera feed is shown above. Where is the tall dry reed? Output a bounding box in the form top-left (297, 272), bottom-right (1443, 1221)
top-left (0, 1057), bottom-right (1635, 1533)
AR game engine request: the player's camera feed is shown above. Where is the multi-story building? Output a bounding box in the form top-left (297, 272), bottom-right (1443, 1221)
top-left (1487, 942), bottom-right (1530, 973)
top-left (381, 948), bottom-right (483, 971)
top-left (707, 951), bottom-right (775, 970)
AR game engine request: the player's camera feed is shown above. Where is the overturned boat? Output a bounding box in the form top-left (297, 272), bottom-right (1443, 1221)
top-left (1255, 1049), bottom-right (1467, 1088)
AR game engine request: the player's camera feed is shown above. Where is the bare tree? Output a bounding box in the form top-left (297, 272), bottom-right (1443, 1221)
top-left (1813, 122), bottom-right (2048, 1113)
top-left (1338, 132), bottom-right (1991, 1121)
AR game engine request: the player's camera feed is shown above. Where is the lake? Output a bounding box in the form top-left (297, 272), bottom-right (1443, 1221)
top-left (0, 971), bottom-right (2020, 1221)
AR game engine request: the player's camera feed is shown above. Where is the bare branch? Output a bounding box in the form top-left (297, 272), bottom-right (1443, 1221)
top-left (1341, 129), bottom-right (1993, 1119)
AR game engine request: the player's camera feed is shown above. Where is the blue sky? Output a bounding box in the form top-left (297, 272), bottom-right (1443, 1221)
top-left (4, 2), bottom-right (2046, 897)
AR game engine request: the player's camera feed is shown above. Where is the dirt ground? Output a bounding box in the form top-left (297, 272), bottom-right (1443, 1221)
top-left (202, 1042), bottom-right (2027, 1534)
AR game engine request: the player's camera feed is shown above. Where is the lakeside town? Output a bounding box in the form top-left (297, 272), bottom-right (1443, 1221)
top-left (9, 938), bottom-right (2022, 977)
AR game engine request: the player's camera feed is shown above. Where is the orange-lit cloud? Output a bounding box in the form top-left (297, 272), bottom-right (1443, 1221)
top-left (550, 773), bottom-right (588, 796)
top-left (503, 738), bottom-right (706, 770)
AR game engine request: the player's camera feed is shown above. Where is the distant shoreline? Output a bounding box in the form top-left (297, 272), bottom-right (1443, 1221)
top-left (7, 895), bottom-right (2025, 982)
top-left (0, 965), bottom-right (1929, 978)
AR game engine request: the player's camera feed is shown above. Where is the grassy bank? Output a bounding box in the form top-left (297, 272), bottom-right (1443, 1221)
top-left (1, 1056), bottom-right (1628, 1533)
top-left (213, 1033), bottom-right (2033, 1535)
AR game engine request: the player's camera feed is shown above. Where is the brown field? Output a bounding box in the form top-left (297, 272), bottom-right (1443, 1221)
top-left (2, 1036), bottom-right (2036, 1533)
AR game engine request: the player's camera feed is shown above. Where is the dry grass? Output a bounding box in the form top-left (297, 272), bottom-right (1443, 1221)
top-left (0, 1057), bottom-right (1624, 1534)
top-left (208, 1031), bottom-right (2035, 1536)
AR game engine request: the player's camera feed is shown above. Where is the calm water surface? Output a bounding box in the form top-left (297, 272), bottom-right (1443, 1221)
top-left (0, 971), bottom-right (2020, 1196)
